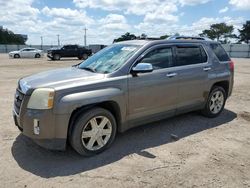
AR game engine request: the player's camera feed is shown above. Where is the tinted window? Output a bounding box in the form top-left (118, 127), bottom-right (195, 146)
top-left (200, 46), bottom-right (208, 62)
top-left (140, 47), bottom-right (173, 69)
top-left (176, 45), bottom-right (207, 66)
top-left (64, 46), bottom-right (71, 49)
top-left (210, 43), bottom-right (230, 61)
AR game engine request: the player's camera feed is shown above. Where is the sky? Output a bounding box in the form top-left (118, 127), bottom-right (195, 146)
top-left (0, 0), bottom-right (249, 45)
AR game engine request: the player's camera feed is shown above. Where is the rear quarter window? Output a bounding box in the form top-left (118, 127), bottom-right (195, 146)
top-left (210, 43), bottom-right (230, 61)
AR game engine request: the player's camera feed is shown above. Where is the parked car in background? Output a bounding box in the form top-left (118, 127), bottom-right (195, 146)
top-left (9, 48), bottom-right (44, 58)
top-left (47, 45), bottom-right (92, 60)
top-left (13, 39), bottom-right (234, 156)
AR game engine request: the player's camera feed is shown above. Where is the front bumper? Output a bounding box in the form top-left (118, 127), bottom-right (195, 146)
top-left (47, 53), bottom-right (53, 58)
top-left (13, 108), bottom-right (68, 151)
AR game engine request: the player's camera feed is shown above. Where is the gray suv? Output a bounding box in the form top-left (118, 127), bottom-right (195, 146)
top-left (13, 39), bottom-right (234, 156)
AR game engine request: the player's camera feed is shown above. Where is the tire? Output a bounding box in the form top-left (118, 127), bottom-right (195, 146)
top-left (35, 53), bottom-right (41, 58)
top-left (14, 54), bottom-right (20, 58)
top-left (53, 54), bottom-right (60, 60)
top-left (78, 56), bottom-right (83, 60)
top-left (201, 86), bottom-right (226, 118)
top-left (70, 107), bottom-right (117, 156)
top-left (82, 53), bottom-right (88, 60)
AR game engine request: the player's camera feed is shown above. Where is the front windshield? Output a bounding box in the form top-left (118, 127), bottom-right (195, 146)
top-left (78, 44), bottom-right (141, 74)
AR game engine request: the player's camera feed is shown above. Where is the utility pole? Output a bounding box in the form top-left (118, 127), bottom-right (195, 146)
top-left (40, 36), bottom-right (43, 50)
top-left (84, 28), bottom-right (87, 47)
top-left (57, 34), bottom-right (60, 46)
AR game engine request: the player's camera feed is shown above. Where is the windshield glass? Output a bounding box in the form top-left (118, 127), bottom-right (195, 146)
top-left (78, 44), bottom-right (141, 73)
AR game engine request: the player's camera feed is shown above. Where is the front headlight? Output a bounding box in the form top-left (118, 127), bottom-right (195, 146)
top-left (27, 88), bottom-right (55, 109)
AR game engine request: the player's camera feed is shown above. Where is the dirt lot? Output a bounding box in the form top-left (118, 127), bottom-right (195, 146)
top-left (0, 54), bottom-right (250, 188)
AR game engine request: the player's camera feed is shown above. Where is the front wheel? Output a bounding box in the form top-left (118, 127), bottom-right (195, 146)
top-left (82, 53), bottom-right (88, 60)
top-left (53, 54), bottom-right (60, 60)
top-left (70, 108), bottom-right (117, 156)
top-left (201, 86), bottom-right (226, 118)
top-left (14, 54), bottom-right (20, 58)
top-left (35, 53), bottom-right (41, 58)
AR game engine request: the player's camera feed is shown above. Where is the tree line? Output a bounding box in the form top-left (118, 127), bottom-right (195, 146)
top-left (113, 20), bottom-right (250, 44)
top-left (0, 27), bottom-right (27, 45)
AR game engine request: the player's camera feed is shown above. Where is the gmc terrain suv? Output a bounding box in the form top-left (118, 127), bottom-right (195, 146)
top-left (13, 39), bottom-right (234, 156)
top-left (47, 45), bottom-right (92, 60)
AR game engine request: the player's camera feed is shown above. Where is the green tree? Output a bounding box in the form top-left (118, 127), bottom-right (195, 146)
top-left (113, 32), bottom-right (137, 43)
top-left (160, 34), bottom-right (170, 39)
top-left (238, 21), bottom-right (250, 44)
top-left (0, 27), bottom-right (26, 44)
top-left (199, 23), bottom-right (236, 42)
top-left (140, 33), bottom-right (147, 39)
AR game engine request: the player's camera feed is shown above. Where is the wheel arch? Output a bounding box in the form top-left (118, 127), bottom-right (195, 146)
top-left (211, 80), bottom-right (229, 98)
top-left (67, 100), bottom-right (122, 141)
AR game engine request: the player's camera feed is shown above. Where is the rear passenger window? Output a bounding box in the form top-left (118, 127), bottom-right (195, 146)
top-left (176, 45), bottom-right (207, 66)
top-left (210, 43), bottom-right (230, 61)
top-left (140, 47), bottom-right (173, 69)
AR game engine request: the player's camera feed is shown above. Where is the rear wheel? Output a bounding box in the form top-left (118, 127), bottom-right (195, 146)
top-left (70, 108), bottom-right (117, 156)
top-left (35, 53), bottom-right (41, 58)
top-left (14, 54), bottom-right (20, 58)
top-left (201, 86), bottom-right (226, 118)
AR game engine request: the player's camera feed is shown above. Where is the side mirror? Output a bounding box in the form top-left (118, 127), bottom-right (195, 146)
top-left (132, 63), bottom-right (153, 74)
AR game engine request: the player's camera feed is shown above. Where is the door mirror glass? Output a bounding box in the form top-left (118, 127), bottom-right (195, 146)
top-left (132, 63), bottom-right (153, 73)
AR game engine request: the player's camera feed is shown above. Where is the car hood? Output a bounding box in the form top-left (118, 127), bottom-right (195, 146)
top-left (9, 50), bottom-right (20, 54)
top-left (48, 47), bottom-right (61, 51)
top-left (19, 67), bottom-right (105, 94)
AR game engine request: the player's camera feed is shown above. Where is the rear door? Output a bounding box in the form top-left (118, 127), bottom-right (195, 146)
top-left (128, 45), bottom-right (178, 121)
top-left (28, 48), bottom-right (36, 57)
top-left (173, 44), bottom-right (210, 112)
top-left (19, 49), bottom-right (29, 58)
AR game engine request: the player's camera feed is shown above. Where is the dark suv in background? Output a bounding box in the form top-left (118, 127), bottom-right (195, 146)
top-left (47, 44), bottom-right (92, 60)
top-left (13, 39), bottom-right (234, 156)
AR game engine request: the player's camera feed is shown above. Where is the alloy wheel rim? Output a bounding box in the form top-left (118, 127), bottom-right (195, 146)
top-left (81, 116), bottom-right (112, 151)
top-left (209, 91), bottom-right (224, 114)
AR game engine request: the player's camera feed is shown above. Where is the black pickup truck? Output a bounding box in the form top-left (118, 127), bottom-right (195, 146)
top-left (47, 45), bottom-right (92, 60)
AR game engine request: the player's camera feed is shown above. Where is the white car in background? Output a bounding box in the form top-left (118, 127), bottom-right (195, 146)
top-left (9, 48), bottom-right (44, 58)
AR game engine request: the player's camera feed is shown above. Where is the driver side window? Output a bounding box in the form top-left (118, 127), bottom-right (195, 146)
top-left (139, 47), bottom-right (173, 70)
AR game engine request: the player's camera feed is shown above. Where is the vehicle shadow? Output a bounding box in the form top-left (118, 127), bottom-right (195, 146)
top-left (11, 109), bottom-right (237, 178)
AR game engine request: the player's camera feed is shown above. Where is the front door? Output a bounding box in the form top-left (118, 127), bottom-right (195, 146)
top-left (128, 45), bottom-right (178, 122)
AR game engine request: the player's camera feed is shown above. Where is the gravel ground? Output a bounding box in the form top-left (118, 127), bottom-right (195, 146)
top-left (0, 54), bottom-right (250, 188)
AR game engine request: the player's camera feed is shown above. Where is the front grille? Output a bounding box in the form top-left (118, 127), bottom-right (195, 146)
top-left (14, 88), bottom-right (25, 115)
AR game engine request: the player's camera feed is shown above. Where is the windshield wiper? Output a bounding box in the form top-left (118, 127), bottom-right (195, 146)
top-left (80, 67), bottom-right (96, 73)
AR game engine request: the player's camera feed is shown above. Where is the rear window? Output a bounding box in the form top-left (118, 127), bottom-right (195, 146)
top-left (176, 45), bottom-right (207, 66)
top-left (210, 43), bottom-right (230, 61)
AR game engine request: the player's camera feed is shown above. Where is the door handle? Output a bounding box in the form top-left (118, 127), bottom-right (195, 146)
top-left (166, 72), bottom-right (177, 78)
top-left (203, 67), bottom-right (211, 71)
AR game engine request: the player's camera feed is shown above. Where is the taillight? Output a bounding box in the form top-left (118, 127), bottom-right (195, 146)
top-left (229, 60), bottom-right (234, 72)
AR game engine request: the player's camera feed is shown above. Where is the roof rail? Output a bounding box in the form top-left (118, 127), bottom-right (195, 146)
top-left (167, 36), bottom-right (211, 41)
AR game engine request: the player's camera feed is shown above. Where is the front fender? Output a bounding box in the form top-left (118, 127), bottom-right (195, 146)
top-left (54, 88), bottom-right (125, 115)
